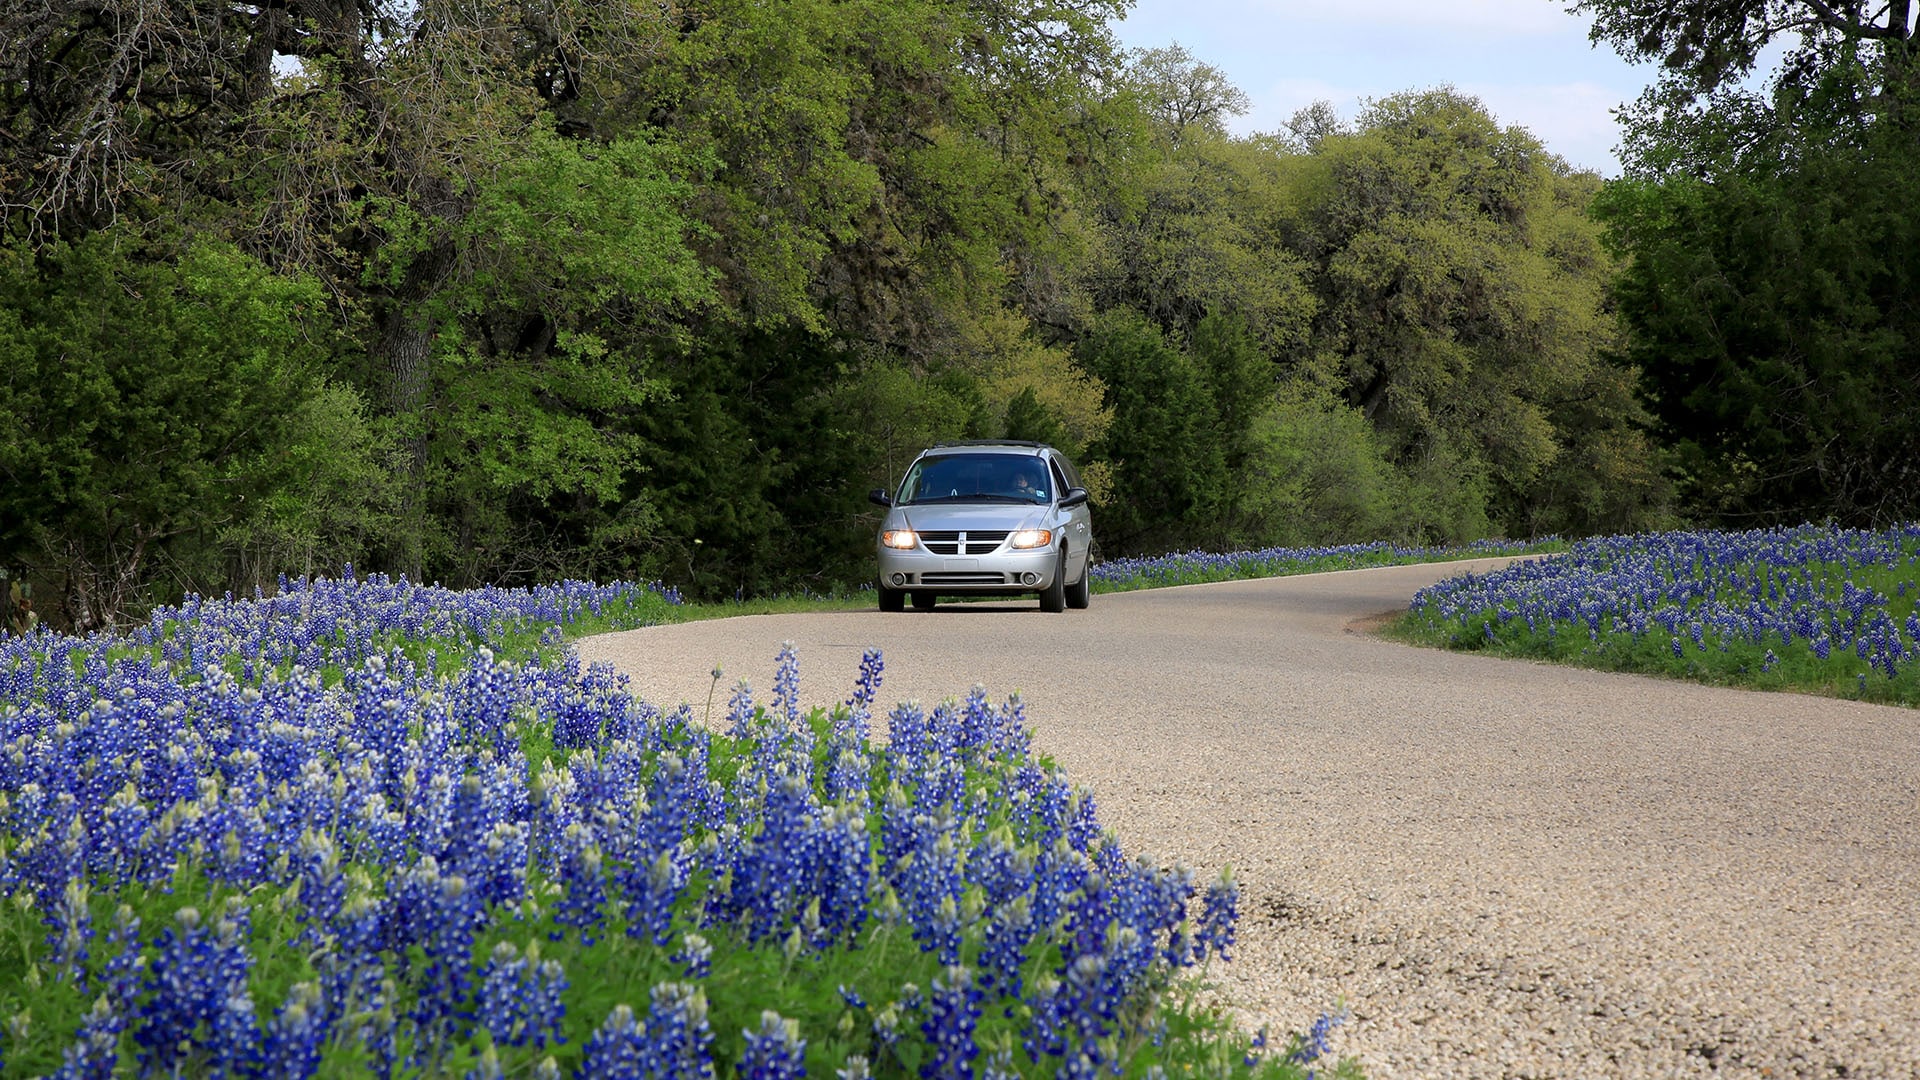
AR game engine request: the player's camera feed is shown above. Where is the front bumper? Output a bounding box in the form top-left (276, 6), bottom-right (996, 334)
top-left (875, 545), bottom-right (1058, 592)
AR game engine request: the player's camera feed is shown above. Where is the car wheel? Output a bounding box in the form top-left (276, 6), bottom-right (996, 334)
top-left (878, 587), bottom-right (905, 612)
top-left (1065, 561), bottom-right (1090, 609)
top-left (1039, 549), bottom-right (1067, 613)
top-left (911, 591), bottom-right (936, 611)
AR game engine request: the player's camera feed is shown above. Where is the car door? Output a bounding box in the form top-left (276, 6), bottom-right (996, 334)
top-left (1049, 456), bottom-right (1092, 580)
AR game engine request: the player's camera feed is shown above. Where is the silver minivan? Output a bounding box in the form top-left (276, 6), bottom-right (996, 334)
top-left (868, 441), bottom-right (1094, 612)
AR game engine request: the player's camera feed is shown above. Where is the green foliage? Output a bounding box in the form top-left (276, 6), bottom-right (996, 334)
top-left (1573, 0), bottom-right (1919, 169)
top-left (1235, 389), bottom-right (1402, 547)
top-left (1275, 88), bottom-right (1651, 539)
top-left (0, 233), bottom-right (383, 630)
top-left (0, 570), bottom-right (35, 636)
top-left (1076, 313), bottom-right (1227, 552)
top-left (1002, 385), bottom-right (1064, 446)
top-left (1593, 126), bottom-right (1920, 528)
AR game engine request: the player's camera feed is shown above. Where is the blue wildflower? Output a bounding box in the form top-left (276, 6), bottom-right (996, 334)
top-left (738, 1011), bottom-right (805, 1080)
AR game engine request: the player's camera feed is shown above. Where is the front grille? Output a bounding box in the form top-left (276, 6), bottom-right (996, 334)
top-left (962, 530), bottom-right (1009, 554)
top-left (917, 530), bottom-right (1009, 555)
top-left (921, 572), bottom-right (1009, 586)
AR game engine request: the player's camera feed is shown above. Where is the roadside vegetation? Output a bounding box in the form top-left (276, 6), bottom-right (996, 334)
top-left (1088, 540), bottom-right (1560, 594)
top-left (0, 575), bottom-right (1356, 1079)
top-left (1393, 524), bottom-right (1920, 707)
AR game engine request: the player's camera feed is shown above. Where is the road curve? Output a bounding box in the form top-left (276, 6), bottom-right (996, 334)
top-left (577, 559), bottom-right (1920, 1079)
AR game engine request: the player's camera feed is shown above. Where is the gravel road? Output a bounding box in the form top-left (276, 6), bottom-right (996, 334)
top-left (577, 559), bottom-right (1920, 1079)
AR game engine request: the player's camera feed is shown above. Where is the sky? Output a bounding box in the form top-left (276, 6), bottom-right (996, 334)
top-left (1108, 0), bottom-right (1661, 175)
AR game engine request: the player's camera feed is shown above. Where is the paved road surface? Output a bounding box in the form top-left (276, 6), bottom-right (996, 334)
top-left (578, 560), bottom-right (1920, 1079)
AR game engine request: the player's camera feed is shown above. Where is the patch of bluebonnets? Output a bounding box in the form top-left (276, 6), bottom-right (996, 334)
top-left (0, 570), bottom-right (1259, 1078)
top-left (1410, 524), bottom-right (1920, 680)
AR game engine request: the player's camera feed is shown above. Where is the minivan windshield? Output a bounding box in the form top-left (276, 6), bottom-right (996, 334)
top-left (898, 453), bottom-right (1051, 505)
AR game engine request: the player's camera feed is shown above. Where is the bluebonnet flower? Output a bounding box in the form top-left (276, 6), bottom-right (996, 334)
top-left (382, 858), bottom-right (486, 1038)
top-left (846, 648), bottom-right (884, 718)
top-left (621, 848), bottom-right (683, 947)
top-left (477, 942), bottom-right (569, 1049)
top-left (978, 895), bottom-right (1035, 1000)
top-left (711, 768), bottom-right (819, 943)
top-left (1288, 1010), bottom-right (1344, 1069)
top-left (738, 1010), bottom-right (806, 1080)
top-left (1195, 870), bottom-right (1239, 964)
top-left (256, 981), bottom-right (329, 1080)
top-left (1244, 1024), bottom-right (1269, 1067)
top-left (1411, 525), bottom-right (1920, 681)
top-left (895, 817), bottom-right (966, 963)
top-left (640, 983), bottom-right (715, 1080)
top-left (726, 680), bottom-right (757, 740)
top-left (578, 1004), bottom-right (646, 1078)
top-left (673, 932), bottom-right (713, 979)
top-left (921, 965), bottom-right (983, 1079)
top-left (551, 823), bottom-right (608, 945)
top-left (133, 905), bottom-right (257, 1080)
top-left (773, 641), bottom-right (802, 737)
top-left (824, 745), bottom-right (871, 807)
top-left (0, 569), bottom-right (1258, 1076)
top-left (51, 996), bottom-right (122, 1080)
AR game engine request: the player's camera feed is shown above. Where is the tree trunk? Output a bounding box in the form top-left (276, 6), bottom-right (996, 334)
top-left (380, 304), bottom-right (434, 581)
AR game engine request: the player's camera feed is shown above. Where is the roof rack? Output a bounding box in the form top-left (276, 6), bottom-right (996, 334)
top-left (928, 439), bottom-right (1046, 450)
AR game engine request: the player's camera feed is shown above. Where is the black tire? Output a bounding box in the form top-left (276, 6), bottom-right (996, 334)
top-left (1039, 549), bottom-right (1067, 613)
top-left (911, 591), bottom-right (937, 611)
top-left (1065, 558), bottom-right (1090, 609)
top-left (878, 587), bottom-right (905, 612)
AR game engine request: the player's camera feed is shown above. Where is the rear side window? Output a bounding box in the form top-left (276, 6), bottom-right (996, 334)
top-left (1050, 452), bottom-right (1082, 491)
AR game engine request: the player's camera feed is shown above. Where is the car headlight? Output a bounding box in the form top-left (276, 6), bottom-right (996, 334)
top-left (1009, 529), bottom-right (1052, 549)
top-left (881, 530), bottom-right (918, 550)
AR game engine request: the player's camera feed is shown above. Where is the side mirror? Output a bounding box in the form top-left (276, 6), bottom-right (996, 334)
top-left (1058, 487), bottom-right (1089, 509)
top-left (868, 488), bottom-right (893, 507)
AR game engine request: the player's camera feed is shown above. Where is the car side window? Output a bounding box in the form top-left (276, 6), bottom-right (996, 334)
top-left (1049, 459), bottom-right (1069, 496)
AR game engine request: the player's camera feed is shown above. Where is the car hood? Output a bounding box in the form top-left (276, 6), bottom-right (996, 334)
top-left (896, 503), bottom-right (1048, 533)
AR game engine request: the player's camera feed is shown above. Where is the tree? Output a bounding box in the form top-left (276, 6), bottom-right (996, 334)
top-left (1075, 313), bottom-right (1225, 552)
top-left (1087, 48), bottom-right (1316, 353)
top-left (1275, 88), bottom-right (1646, 537)
top-left (1574, 0), bottom-right (1917, 111)
top-left (1575, 0), bottom-right (1919, 175)
top-left (1579, 0), bottom-right (1920, 527)
top-left (1123, 43), bottom-right (1250, 146)
top-left (0, 236), bottom-right (384, 630)
top-left (1593, 132), bottom-right (1920, 525)
top-left (1236, 387), bottom-right (1403, 547)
